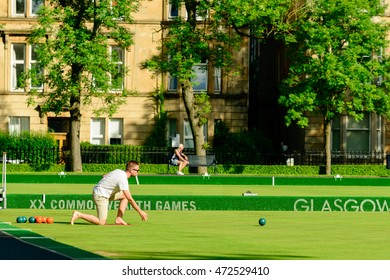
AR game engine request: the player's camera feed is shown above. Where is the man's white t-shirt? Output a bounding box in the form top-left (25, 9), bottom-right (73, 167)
top-left (93, 169), bottom-right (129, 198)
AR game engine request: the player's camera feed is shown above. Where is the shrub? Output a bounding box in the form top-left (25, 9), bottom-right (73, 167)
top-left (0, 131), bottom-right (58, 170)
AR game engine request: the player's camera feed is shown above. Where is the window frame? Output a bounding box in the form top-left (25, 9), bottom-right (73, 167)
top-left (331, 113), bottom-right (382, 152)
top-left (9, 116), bottom-right (30, 135)
top-left (183, 119), bottom-right (208, 149)
top-left (168, 1), bottom-right (179, 19)
top-left (168, 61), bottom-right (221, 93)
top-left (109, 46), bottom-right (125, 91)
top-left (90, 118), bottom-right (106, 145)
top-left (12, 0), bottom-right (43, 17)
top-left (345, 115), bottom-right (370, 152)
top-left (109, 118), bottom-right (123, 145)
top-left (92, 46), bottom-right (125, 92)
top-left (11, 43), bottom-right (26, 91)
top-left (11, 43), bottom-right (44, 91)
top-left (29, 44), bottom-right (44, 90)
top-left (31, 0), bottom-right (43, 16)
top-left (13, 0), bottom-right (26, 16)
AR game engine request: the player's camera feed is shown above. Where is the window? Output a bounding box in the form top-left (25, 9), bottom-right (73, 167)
top-left (195, 6), bottom-right (209, 21)
top-left (48, 117), bottom-right (70, 133)
top-left (168, 74), bottom-right (178, 91)
top-left (110, 46), bottom-right (124, 91)
top-left (214, 67), bottom-right (221, 91)
top-left (91, 118), bottom-right (123, 145)
top-left (93, 46), bottom-right (124, 91)
top-left (11, 43), bottom-right (43, 91)
top-left (169, 1), bottom-right (179, 18)
top-left (346, 115), bottom-right (370, 151)
top-left (183, 120), bottom-right (193, 148)
top-left (183, 120), bottom-right (208, 148)
top-left (168, 1), bottom-right (208, 21)
top-left (13, 0), bottom-right (25, 16)
top-left (376, 116), bottom-right (383, 151)
top-left (30, 44), bottom-right (43, 89)
top-left (13, 0), bottom-right (43, 16)
top-left (91, 118), bottom-right (105, 145)
top-left (31, 0), bottom-right (43, 15)
top-left (11, 44), bottom-right (25, 91)
top-left (192, 63), bottom-right (208, 91)
top-left (332, 114), bottom-right (382, 152)
top-left (167, 119), bottom-right (179, 147)
top-left (9, 117), bottom-right (30, 135)
top-left (168, 62), bottom-right (221, 92)
top-left (109, 118), bottom-right (123, 144)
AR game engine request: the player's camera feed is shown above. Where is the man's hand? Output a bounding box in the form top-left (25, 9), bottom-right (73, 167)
top-left (139, 210), bottom-right (148, 221)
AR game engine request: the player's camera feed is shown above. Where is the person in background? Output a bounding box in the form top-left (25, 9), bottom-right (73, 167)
top-left (171, 143), bottom-right (189, 175)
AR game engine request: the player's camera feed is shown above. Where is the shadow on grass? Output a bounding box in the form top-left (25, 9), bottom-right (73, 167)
top-left (0, 230), bottom-right (108, 260)
top-left (116, 251), bottom-right (313, 260)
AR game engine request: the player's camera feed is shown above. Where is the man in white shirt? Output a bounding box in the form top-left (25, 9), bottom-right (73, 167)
top-left (70, 160), bottom-right (148, 225)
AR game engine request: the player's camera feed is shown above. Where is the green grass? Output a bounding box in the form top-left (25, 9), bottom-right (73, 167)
top-left (1, 208), bottom-right (390, 260)
top-left (2, 181), bottom-right (390, 260)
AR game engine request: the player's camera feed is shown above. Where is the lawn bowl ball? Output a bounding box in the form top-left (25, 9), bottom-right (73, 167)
top-left (46, 217), bottom-right (54, 224)
top-left (16, 216), bottom-right (27, 223)
top-left (29, 216), bottom-right (36, 223)
top-left (259, 218), bottom-right (266, 226)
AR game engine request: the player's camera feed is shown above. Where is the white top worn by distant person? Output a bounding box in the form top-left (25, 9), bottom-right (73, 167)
top-left (93, 169), bottom-right (129, 198)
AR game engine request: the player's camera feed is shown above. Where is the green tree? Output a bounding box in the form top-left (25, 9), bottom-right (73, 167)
top-left (142, 0), bottom-right (241, 173)
top-left (215, 0), bottom-right (304, 43)
top-left (24, 0), bottom-right (139, 172)
top-left (279, 0), bottom-right (390, 174)
top-left (144, 88), bottom-right (168, 147)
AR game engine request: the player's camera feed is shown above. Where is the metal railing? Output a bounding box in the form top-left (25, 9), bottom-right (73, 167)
top-left (0, 146), bottom-right (387, 166)
top-left (0, 147), bottom-right (61, 165)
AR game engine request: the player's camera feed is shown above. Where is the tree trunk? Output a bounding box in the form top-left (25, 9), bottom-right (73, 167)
top-left (69, 95), bottom-right (83, 172)
top-left (182, 81), bottom-right (207, 174)
top-left (325, 120), bottom-right (331, 175)
top-left (70, 119), bottom-right (82, 172)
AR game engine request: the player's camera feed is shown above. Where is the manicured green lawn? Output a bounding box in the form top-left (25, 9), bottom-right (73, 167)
top-left (2, 179), bottom-right (390, 260)
top-left (1, 208), bottom-right (390, 260)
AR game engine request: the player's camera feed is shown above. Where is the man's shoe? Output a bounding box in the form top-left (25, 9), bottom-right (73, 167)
top-left (177, 171), bottom-right (184, 175)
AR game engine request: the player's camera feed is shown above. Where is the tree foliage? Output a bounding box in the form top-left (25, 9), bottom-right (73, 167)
top-left (214, 0), bottom-right (305, 42)
top-left (25, 0), bottom-right (139, 116)
top-left (24, 0), bottom-right (139, 171)
top-left (142, 0), bottom-right (304, 173)
top-left (142, 0), bottom-right (242, 167)
top-left (279, 0), bottom-right (390, 174)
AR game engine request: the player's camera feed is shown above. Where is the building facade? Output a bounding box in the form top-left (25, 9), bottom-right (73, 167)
top-left (0, 0), bottom-right (249, 150)
top-left (249, 2), bottom-right (390, 156)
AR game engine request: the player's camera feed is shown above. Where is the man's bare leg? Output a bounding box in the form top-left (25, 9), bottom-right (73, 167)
top-left (115, 198), bottom-right (128, 225)
top-left (71, 211), bottom-right (103, 225)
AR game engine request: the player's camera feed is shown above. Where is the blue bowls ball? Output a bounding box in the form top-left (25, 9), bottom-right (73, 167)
top-left (259, 218), bottom-right (266, 226)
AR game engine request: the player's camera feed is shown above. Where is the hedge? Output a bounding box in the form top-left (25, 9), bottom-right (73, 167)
top-left (3, 163), bottom-right (390, 176)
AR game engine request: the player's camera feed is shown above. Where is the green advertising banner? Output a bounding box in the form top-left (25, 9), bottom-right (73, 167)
top-left (6, 194), bottom-right (390, 212)
top-left (6, 174), bottom-right (390, 186)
